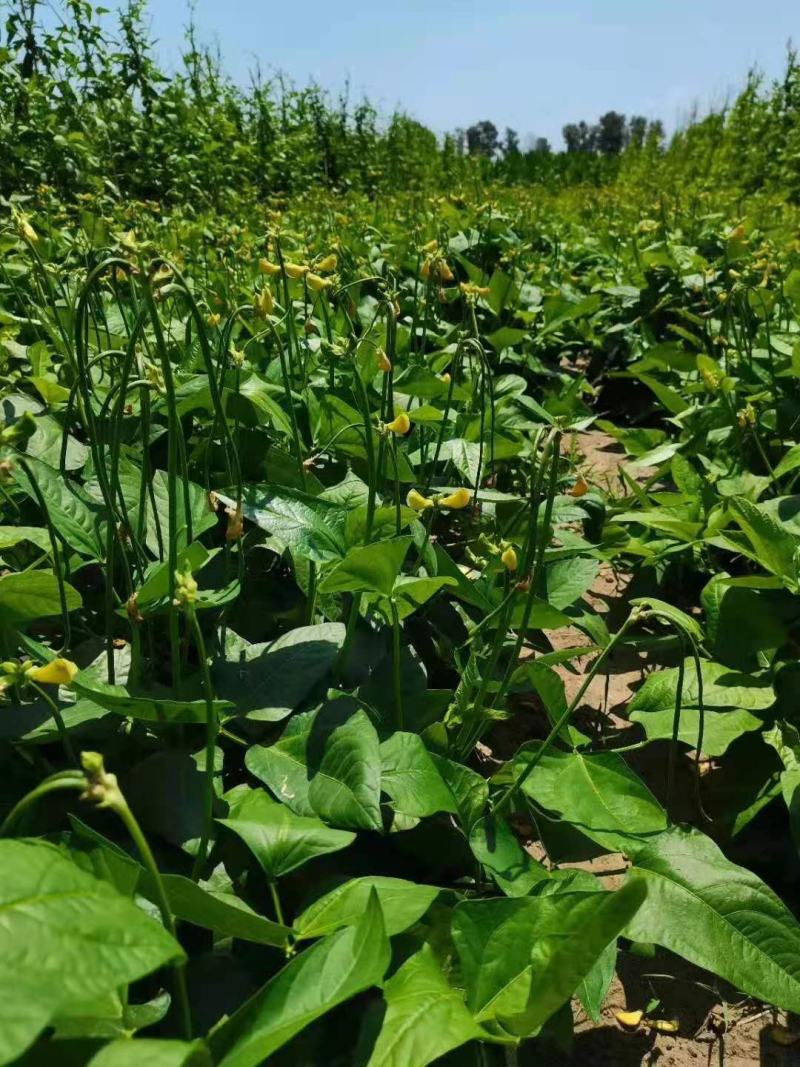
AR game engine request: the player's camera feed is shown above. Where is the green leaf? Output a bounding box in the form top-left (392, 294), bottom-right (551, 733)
top-left (629, 596), bottom-right (704, 644)
top-left (87, 1039), bottom-right (212, 1067)
top-left (379, 732), bottom-right (457, 817)
top-left (728, 497), bottom-right (798, 589)
top-left (469, 814), bottom-right (549, 897)
top-left (367, 945), bottom-right (482, 1067)
top-left (245, 710), bottom-right (317, 816)
top-left (0, 570), bottom-right (81, 628)
top-left (218, 789), bottom-right (355, 879)
top-left (209, 889), bottom-right (390, 1067)
top-left (233, 485), bottom-right (347, 563)
top-left (294, 876), bottom-right (439, 940)
top-left (0, 526), bottom-right (51, 552)
top-left (452, 880), bottom-right (645, 1035)
top-left (319, 536), bottom-right (412, 597)
top-left (72, 674), bottom-right (232, 724)
top-left (0, 840), bottom-right (182, 1066)
top-left (545, 557), bottom-right (599, 610)
top-left (387, 574), bottom-right (457, 619)
top-left (514, 748), bottom-right (668, 855)
top-left (215, 624), bottom-right (344, 722)
top-left (627, 658), bottom-right (774, 716)
top-left (630, 705), bottom-right (763, 755)
top-left (307, 699), bottom-right (383, 831)
top-left (762, 723), bottom-right (800, 852)
top-left (14, 456), bottom-right (104, 558)
top-left (145, 872), bottom-right (290, 948)
top-left (625, 826), bottom-right (800, 1013)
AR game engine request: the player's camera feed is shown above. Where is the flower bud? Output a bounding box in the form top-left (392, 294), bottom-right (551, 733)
top-left (501, 545), bottom-right (518, 572)
top-left (26, 658), bottom-right (79, 686)
top-left (385, 412), bottom-right (410, 436)
top-left (407, 488), bottom-right (434, 511)
top-left (438, 487), bottom-right (471, 509)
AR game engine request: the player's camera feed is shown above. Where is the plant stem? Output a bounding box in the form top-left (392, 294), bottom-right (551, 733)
top-left (113, 797), bottom-right (193, 1040)
top-left (188, 609), bottom-right (217, 882)
top-left (390, 599), bottom-right (404, 730)
top-left (494, 608), bottom-right (644, 817)
top-left (29, 682), bottom-right (78, 766)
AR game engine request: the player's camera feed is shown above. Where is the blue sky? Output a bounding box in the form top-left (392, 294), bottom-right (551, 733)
top-left (126, 1), bottom-right (798, 147)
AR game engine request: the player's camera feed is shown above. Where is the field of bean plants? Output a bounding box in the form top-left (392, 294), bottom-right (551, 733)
top-left (4, 4), bottom-right (800, 1066)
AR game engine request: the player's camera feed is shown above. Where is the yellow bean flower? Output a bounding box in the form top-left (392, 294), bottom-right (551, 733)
top-left (26, 658), bottom-right (79, 686)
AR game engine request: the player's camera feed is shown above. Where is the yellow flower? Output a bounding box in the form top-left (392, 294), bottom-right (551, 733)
top-left (316, 254), bottom-right (338, 272)
top-left (284, 262), bottom-right (309, 279)
top-left (422, 239), bottom-right (438, 253)
top-left (385, 412), bottom-right (410, 435)
top-left (407, 488), bottom-right (434, 511)
top-left (206, 312), bottom-right (222, 327)
top-left (438, 487), bottom-right (471, 510)
top-left (259, 258), bottom-right (281, 276)
top-left (459, 282), bottom-right (491, 299)
top-left (615, 1010), bottom-right (643, 1030)
top-left (306, 272), bottom-right (332, 292)
top-left (17, 214), bottom-right (38, 243)
top-left (26, 658), bottom-right (79, 686)
top-left (649, 1019), bottom-right (679, 1034)
top-left (440, 372), bottom-right (451, 384)
top-left (254, 288), bottom-right (274, 317)
top-left (377, 350), bottom-right (392, 373)
top-left (500, 545), bottom-right (518, 572)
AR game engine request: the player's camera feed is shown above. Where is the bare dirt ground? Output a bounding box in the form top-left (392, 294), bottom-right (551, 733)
top-left (515, 431), bottom-right (797, 1066)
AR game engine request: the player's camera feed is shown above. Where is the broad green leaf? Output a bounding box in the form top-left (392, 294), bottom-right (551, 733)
top-left (545, 557), bottom-right (599, 610)
top-left (625, 826), bottom-right (800, 1013)
top-left (0, 526), bottom-right (51, 552)
top-left (0, 570), bottom-right (81, 628)
top-left (87, 1039), bottom-right (212, 1067)
top-left (72, 674), bottom-right (232, 724)
top-left (431, 755), bottom-right (488, 833)
top-left (233, 484), bottom-right (347, 562)
top-left (307, 700), bottom-right (383, 831)
top-left (379, 732), bottom-right (457, 818)
top-left (14, 456), bottom-right (104, 558)
top-left (469, 814), bottom-right (549, 897)
top-left (630, 705), bottom-right (763, 755)
top-left (209, 889), bottom-right (389, 1067)
top-left (218, 789), bottom-right (355, 879)
top-left (387, 574), bottom-right (457, 619)
top-left (514, 747), bottom-right (667, 855)
top-left (245, 709), bottom-right (317, 816)
top-left (367, 945), bottom-right (482, 1067)
top-left (319, 536), bottom-right (412, 596)
top-left (728, 497), bottom-right (798, 589)
top-left (215, 624), bottom-right (344, 722)
top-left (764, 723), bottom-right (800, 853)
top-left (143, 872), bottom-right (290, 948)
top-left (452, 880), bottom-right (645, 1035)
top-left (627, 658), bottom-right (774, 716)
top-left (0, 840), bottom-right (182, 1065)
top-left (294, 876), bottom-right (439, 940)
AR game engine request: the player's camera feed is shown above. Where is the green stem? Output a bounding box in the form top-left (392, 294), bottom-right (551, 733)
top-left (188, 610), bottom-right (218, 882)
top-left (114, 798), bottom-right (193, 1040)
top-left (494, 609), bottom-right (644, 817)
top-left (29, 682), bottom-right (78, 766)
top-left (0, 773), bottom-right (85, 836)
top-left (390, 599), bottom-right (404, 730)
